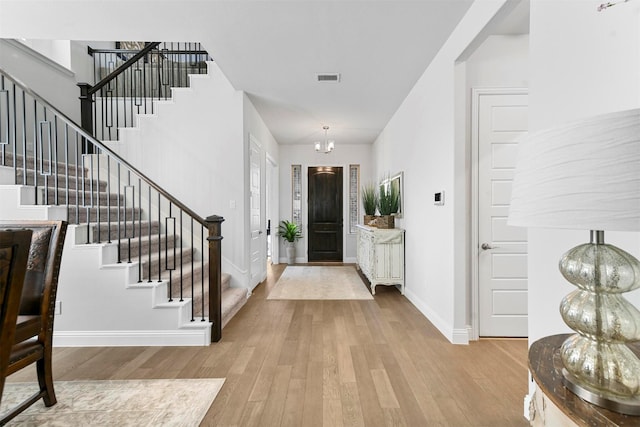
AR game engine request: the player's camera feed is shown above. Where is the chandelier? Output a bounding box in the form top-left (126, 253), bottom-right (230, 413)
top-left (314, 125), bottom-right (335, 154)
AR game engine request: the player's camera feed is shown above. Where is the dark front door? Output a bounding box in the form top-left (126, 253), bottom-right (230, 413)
top-left (308, 166), bottom-right (343, 262)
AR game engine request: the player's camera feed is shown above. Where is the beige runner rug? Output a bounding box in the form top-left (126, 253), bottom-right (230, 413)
top-left (268, 265), bottom-right (373, 300)
top-left (0, 378), bottom-right (225, 426)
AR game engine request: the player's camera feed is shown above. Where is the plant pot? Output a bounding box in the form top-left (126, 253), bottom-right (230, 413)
top-left (376, 215), bottom-right (395, 229)
top-left (285, 242), bottom-right (296, 264)
top-left (363, 215), bottom-right (377, 227)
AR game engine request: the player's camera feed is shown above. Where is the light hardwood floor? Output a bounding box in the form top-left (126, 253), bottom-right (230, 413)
top-left (9, 263), bottom-right (529, 426)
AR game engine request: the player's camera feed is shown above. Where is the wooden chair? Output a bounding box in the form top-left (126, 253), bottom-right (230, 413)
top-left (0, 229), bottom-right (33, 405)
top-left (0, 221), bottom-right (67, 425)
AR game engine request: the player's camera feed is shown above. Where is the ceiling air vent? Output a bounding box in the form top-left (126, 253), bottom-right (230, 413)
top-left (316, 73), bottom-right (341, 83)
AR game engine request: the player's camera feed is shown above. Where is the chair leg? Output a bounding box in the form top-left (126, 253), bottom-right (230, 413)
top-left (36, 354), bottom-right (56, 407)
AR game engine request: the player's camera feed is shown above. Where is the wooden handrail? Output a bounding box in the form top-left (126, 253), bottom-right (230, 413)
top-left (85, 42), bottom-right (161, 96)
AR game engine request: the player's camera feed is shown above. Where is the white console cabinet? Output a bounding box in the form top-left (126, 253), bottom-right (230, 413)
top-left (356, 225), bottom-right (405, 295)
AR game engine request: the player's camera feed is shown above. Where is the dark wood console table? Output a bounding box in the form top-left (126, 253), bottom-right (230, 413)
top-left (529, 334), bottom-right (640, 426)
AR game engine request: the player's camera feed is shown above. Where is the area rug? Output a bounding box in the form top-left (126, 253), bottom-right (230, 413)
top-left (268, 265), bottom-right (373, 300)
top-left (0, 378), bottom-right (225, 426)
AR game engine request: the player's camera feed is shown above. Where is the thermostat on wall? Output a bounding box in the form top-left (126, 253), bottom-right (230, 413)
top-left (434, 191), bottom-right (445, 206)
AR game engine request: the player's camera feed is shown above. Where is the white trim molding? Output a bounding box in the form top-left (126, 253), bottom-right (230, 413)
top-left (470, 87), bottom-right (528, 341)
top-left (53, 327), bottom-right (212, 347)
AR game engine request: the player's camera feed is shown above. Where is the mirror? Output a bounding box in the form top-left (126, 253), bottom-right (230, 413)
top-left (380, 171), bottom-right (403, 218)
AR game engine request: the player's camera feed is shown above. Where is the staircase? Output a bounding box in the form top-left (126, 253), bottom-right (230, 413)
top-left (0, 43), bottom-right (249, 346)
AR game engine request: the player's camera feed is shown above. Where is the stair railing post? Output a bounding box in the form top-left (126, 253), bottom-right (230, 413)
top-left (205, 215), bottom-right (224, 342)
top-left (77, 83), bottom-right (94, 154)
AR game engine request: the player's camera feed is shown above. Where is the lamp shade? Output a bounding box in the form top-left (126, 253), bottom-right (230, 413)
top-left (508, 108), bottom-right (640, 231)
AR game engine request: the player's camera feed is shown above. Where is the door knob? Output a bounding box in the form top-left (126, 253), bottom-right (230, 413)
top-left (481, 243), bottom-right (497, 250)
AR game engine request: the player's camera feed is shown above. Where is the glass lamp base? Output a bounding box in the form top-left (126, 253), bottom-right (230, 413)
top-left (562, 368), bottom-right (640, 416)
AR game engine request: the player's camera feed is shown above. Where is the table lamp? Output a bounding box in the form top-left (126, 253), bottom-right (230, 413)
top-left (509, 108), bottom-right (640, 415)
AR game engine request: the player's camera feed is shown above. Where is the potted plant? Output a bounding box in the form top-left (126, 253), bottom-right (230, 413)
top-left (362, 184), bottom-right (378, 226)
top-left (377, 181), bottom-right (399, 229)
top-left (277, 220), bottom-right (302, 264)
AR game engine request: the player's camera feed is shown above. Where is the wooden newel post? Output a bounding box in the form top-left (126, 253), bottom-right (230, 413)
top-left (205, 215), bottom-right (224, 342)
top-left (77, 83), bottom-right (94, 154)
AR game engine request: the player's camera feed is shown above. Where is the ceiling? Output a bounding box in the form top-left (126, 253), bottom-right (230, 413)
top-left (200, 1), bottom-right (476, 147)
top-left (0, 0), bottom-right (530, 148)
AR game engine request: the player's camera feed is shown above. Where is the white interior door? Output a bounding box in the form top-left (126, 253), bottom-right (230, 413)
top-left (250, 135), bottom-right (265, 287)
top-left (266, 154), bottom-right (279, 264)
top-left (476, 91), bottom-right (528, 337)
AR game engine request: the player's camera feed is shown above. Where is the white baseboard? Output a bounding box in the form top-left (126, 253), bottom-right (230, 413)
top-left (404, 288), bottom-right (468, 345)
top-left (452, 327), bottom-right (471, 345)
top-left (53, 327), bottom-right (211, 347)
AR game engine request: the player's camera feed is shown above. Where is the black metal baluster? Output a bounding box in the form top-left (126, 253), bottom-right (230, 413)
top-left (190, 218), bottom-right (195, 321)
top-left (143, 56), bottom-right (147, 115)
top-left (138, 177), bottom-right (142, 282)
top-left (117, 163), bottom-right (122, 263)
top-left (124, 180), bottom-right (134, 263)
top-left (11, 82), bottom-right (18, 182)
top-left (81, 152), bottom-right (88, 241)
top-left (85, 154), bottom-right (94, 242)
top-left (166, 203), bottom-right (175, 301)
top-left (107, 89), bottom-right (114, 141)
top-left (20, 90), bottom-right (26, 185)
top-left (201, 225), bottom-right (205, 321)
top-left (93, 49), bottom-right (98, 85)
top-left (96, 148), bottom-right (101, 241)
top-left (122, 64), bottom-right (127, 126)
top-left (74, 133), bottom-right (80, 224)
top-left (52, 116), bottom-right (59, 204)
top-left (0, 76), bottom-right (8, 165)
top-left (156, 53), bottom-right (161, 105)
top-left (147, 186), bottom-right (152, 283)
top-left (39, 107), bottom-right (52, 205)
top-left (100, 88), bottom-right (106, 141)
top-left (63, 124), bottom-right (69, 214)
top-left (5, 79), bottom-right (13, 174)
top-left (114, 60), bottom-right (120, 125)
top-left (106, 156), bottom-right (111, 242)
top-left (93, 54), bottom-right (99, 139)
top-left (32, 99), bottom-right (38, 203)
top-left (91, 89), bottom-right (97, 142)
top-left (179, 209), bottom-right (183, 302)
top-left (165, 43), bottom-right (171, 91)
top-left (157, 192), bottom-right (162, 282)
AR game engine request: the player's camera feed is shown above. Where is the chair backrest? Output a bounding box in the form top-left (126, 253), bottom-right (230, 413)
top-left (0, 221), bottom-right (67, 342)
top-left (0, 229), bottom-right (33, 400)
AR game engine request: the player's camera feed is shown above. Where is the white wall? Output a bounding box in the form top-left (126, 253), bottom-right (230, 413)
top-left (108, 62), bottom-right (280, 290)
top-left (0, 39), bottom-right (80, 123)
top-left (18, 39), bottom-right (71, 69)
top-left (372, 1), bottom-right (510, 343)
top-left (528, 0), bottom-right (640, 344)
top-left (109, 62), bottom-right (250, 286)
top-left (465, 35), bottom-right (529, 89)
top-left (278, 144), bottom-right (373, 264)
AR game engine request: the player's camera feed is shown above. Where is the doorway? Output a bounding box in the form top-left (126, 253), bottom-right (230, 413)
top-left (472, 89), bottom-right (529, 337)
top-left (307, 166), bottom-right (343, 262)
top-left (249, 135), bottom-right (266, 288)
top-left (266, 154), bottom-right (278, 264)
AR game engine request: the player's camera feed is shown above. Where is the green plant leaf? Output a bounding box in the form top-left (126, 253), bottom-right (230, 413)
top-left (277, 220), bottom-right (302, 242)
